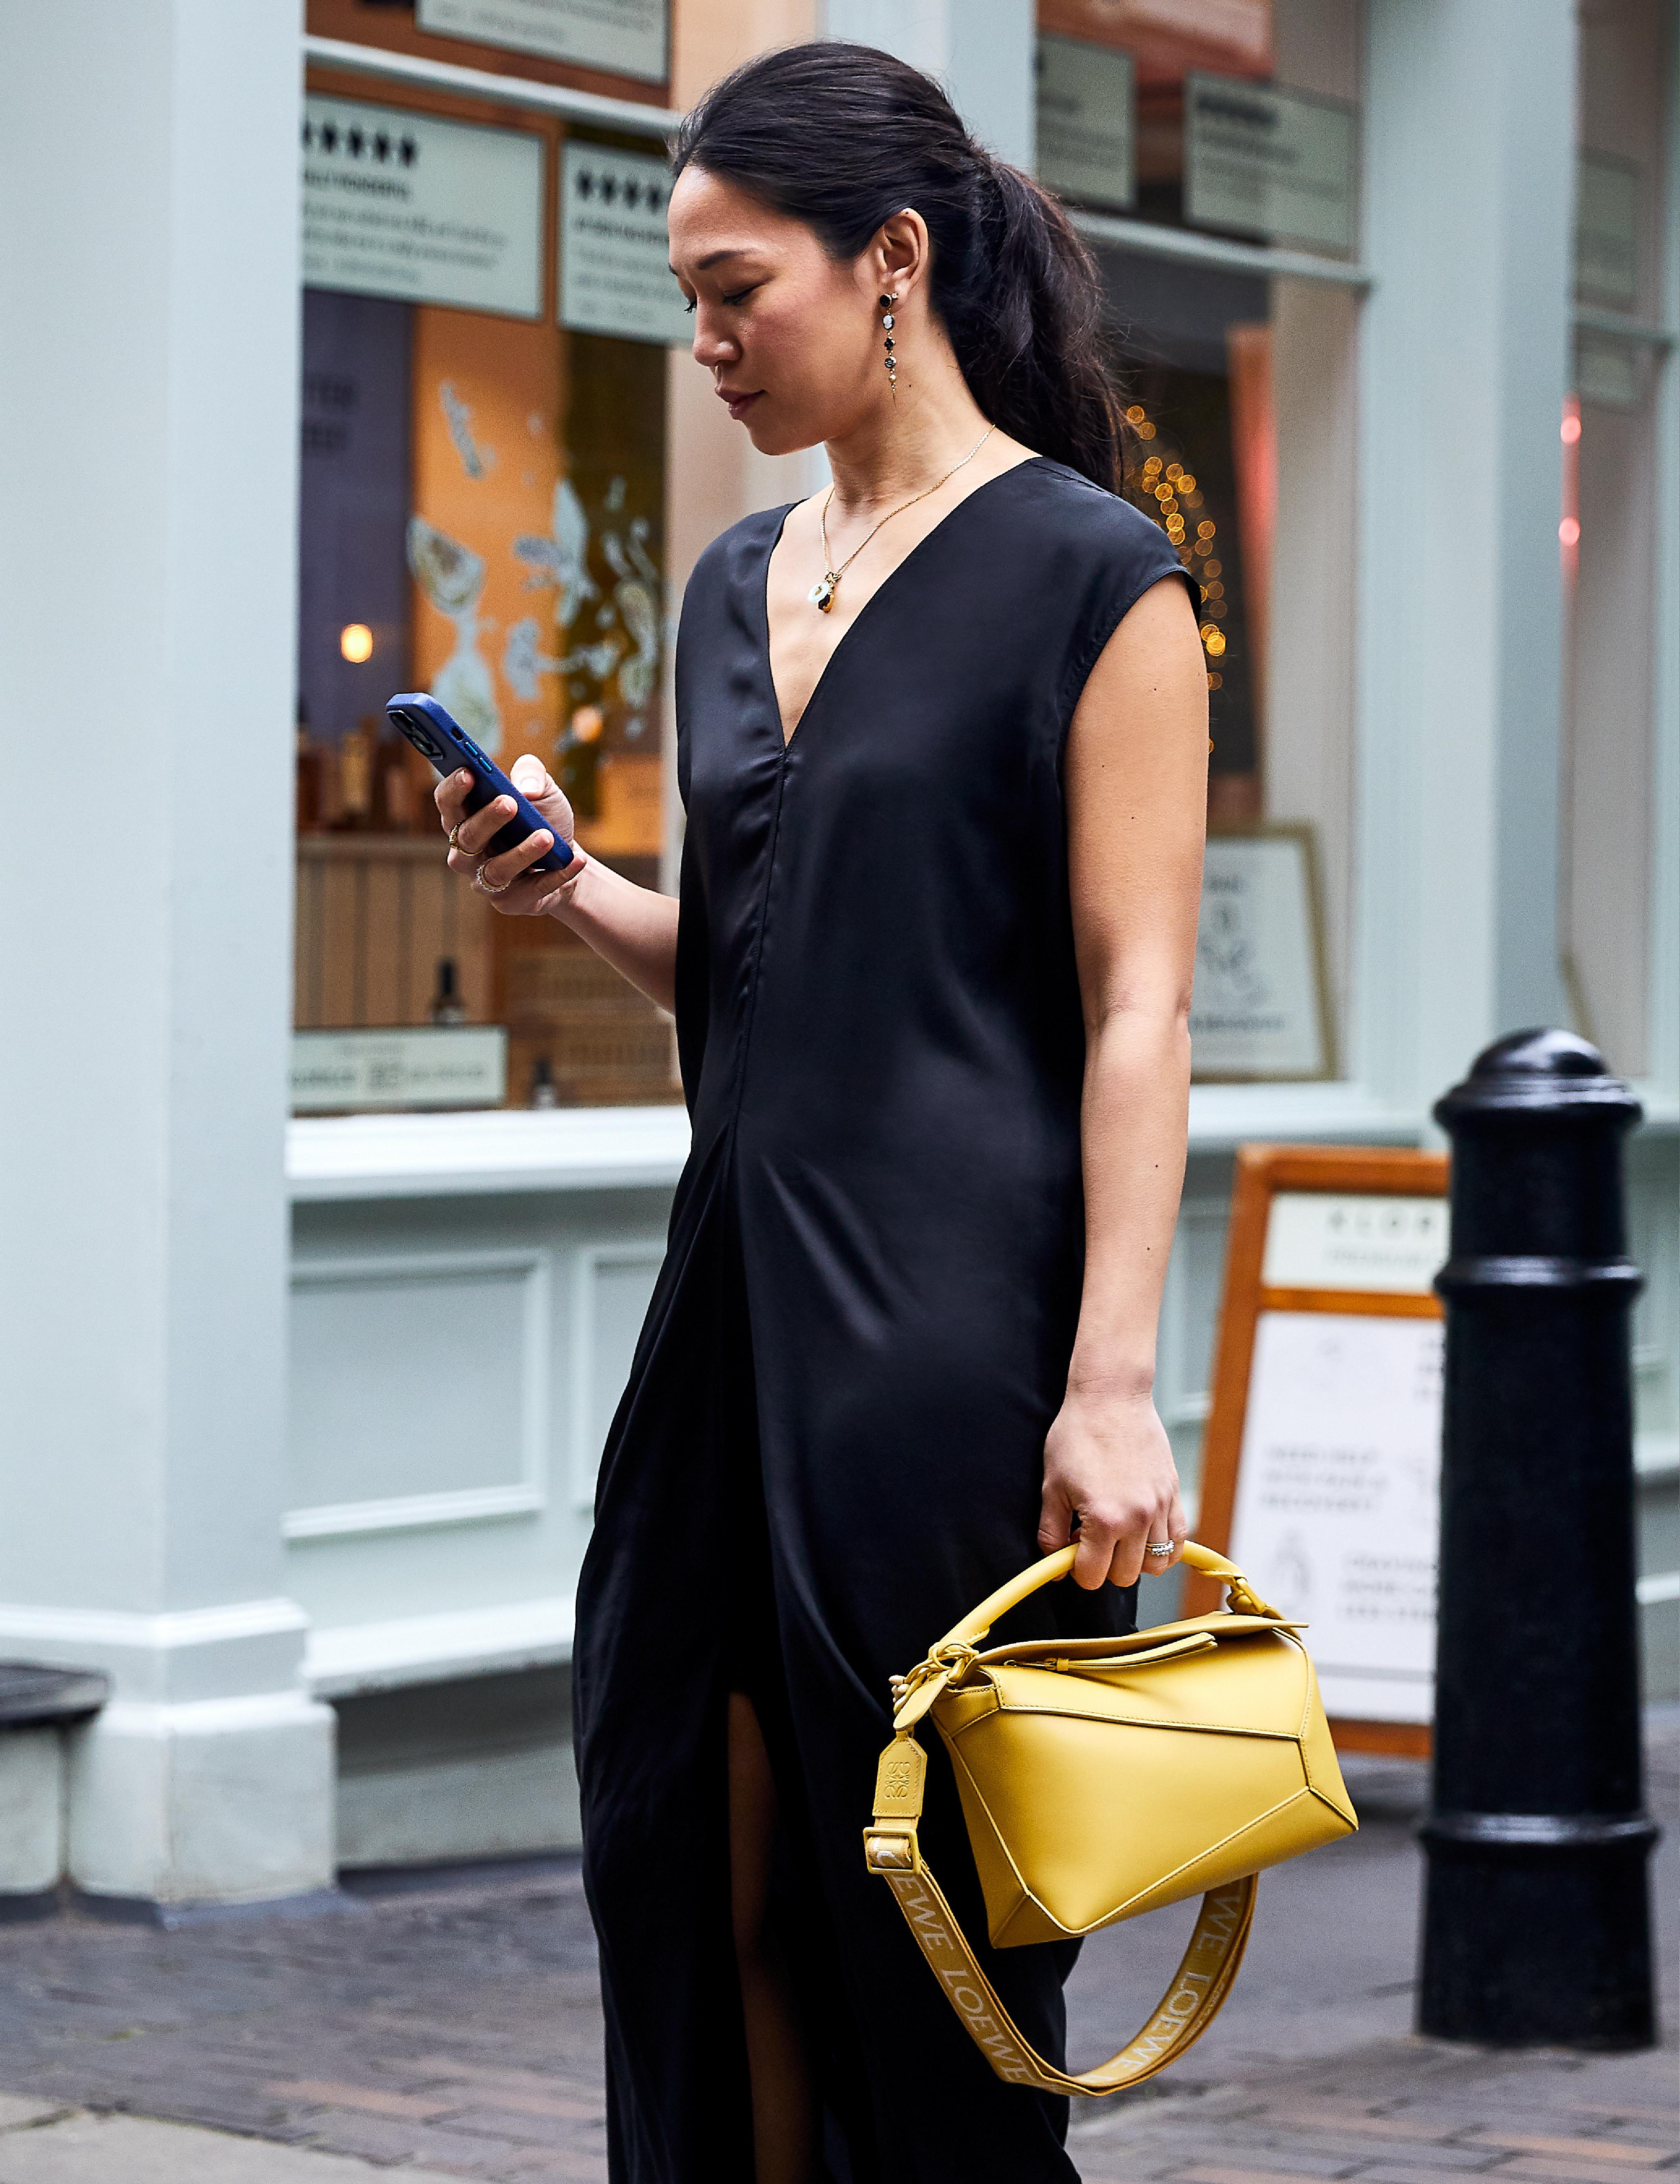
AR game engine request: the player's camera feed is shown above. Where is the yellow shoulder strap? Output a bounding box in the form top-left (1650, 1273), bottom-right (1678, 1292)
top-left (864, 1733), bottom-right (1255, 2096)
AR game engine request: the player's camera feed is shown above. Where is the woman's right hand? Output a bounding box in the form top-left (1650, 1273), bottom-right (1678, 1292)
top-left (436, 754), bottom-right (588, 918)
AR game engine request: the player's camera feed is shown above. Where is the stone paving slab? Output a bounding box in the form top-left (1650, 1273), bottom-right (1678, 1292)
top-left (0, 1724), bottom-right (1672, 2180)
top-left (0, 2109), bottom-right (467, 2184)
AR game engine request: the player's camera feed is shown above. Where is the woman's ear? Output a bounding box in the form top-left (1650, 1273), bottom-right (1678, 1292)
top-left (875, 208), bottom-right (929, 306)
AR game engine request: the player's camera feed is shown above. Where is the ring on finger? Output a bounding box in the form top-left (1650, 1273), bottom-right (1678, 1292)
top-left (474, 864), bottom-right (512, 897)
top-left (1146, 1541), bottom-right (1175, 1558)
top-left (448, 823), bottom-right (479, 856)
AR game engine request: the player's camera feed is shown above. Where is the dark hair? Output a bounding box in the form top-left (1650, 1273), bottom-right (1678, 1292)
top-left (672, 42), bottom-right (1126, 492)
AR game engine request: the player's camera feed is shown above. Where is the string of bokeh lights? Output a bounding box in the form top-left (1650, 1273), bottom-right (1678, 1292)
top-left (1126, 402), bottom-right (1226, 693)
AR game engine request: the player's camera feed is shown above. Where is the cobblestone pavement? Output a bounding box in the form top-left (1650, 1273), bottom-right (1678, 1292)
top-left (0, 1722), bottom-right (1673, 2183)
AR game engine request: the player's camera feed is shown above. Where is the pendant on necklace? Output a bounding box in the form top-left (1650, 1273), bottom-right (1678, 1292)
top-left (808, 573), bottom-right (837, 613)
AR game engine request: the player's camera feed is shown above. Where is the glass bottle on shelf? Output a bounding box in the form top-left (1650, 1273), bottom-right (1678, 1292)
top-left (334, 720), bottom-right (374, 831)
top-left (374, 722), bottom-right (419, 832)
top-left (430, 958), bottom-right (467, 1026)
top-left (529, 1053), bottom-right (560, 1108)
top-left (296, 697), bottom-right (324, 834)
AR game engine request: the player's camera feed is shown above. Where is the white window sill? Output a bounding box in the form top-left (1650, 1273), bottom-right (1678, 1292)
top-left (1184, 1081), bottom-right (1422, 1151)
top-left (288, 1104), bottom-right (693, 1201)
top-left (287, 1083), bottom-right (1432, 1202)
top-left (305, 1595), bottom-right (575, 1698)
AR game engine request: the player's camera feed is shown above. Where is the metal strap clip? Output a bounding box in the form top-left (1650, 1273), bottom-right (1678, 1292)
top-left (862, 1824), bottom-right (922, 1874)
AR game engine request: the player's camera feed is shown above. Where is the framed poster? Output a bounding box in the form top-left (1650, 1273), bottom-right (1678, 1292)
top-left (1185, 1145), bottom-right (1450, 1756)
top-left (1191, 824), bottom-right (1334, 1082)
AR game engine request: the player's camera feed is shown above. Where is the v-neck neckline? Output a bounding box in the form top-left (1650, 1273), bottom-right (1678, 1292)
top-left (761, 454), bottom-right (1049, 749)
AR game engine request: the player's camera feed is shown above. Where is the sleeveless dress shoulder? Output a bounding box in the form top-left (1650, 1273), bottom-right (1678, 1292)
top-left (574, 458), bottom-right (1195, 2183)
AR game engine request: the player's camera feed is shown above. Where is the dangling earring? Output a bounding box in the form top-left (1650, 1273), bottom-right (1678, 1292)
top-left (880, 292), bottom-right (898, 396)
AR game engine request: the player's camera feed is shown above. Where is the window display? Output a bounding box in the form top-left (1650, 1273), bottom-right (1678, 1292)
top-left (1560, 0), bottom-right (1673, 1078)
top-left (1035, 0), bottom-right (1362, 1078)
top-left (294, 67), bottom-right (680, 1111)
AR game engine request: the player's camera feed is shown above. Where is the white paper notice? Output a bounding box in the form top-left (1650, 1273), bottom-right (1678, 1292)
top-left (1185, 73), bottom-right (1358, 255)
top-left (418, 0), bottom-right (668, 83)
top-left (303, 96), bottom-right (543, 319)
top-left (1231, 1311), bottom-right (1442, 1723)
top-left (1190, 834), bottom-right (1326, 1078)
top-left (1036, 35), bottom-right (1135, 212)
top-left (560, 142), bottom-right (689, 345)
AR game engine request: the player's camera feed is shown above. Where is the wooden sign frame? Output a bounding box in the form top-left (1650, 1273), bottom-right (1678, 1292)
top-left (1185, 1143), bottom-right (1449, 1758)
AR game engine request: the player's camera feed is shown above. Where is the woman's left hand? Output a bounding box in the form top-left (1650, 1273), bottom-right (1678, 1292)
top-left (1038, 1388), bottom-right (1187, 1591)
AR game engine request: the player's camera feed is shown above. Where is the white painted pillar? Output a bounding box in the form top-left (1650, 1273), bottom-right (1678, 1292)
top-left (0, 0), bottom-right (334, 1905)
top-left (1354, 0), bottom-right (1576, 1109)
top-left (820, 0), bottom-right (1035, 167)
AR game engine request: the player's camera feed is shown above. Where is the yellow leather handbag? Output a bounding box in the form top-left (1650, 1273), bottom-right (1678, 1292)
top-left (863, 1541), bottom-right (1357, 2094)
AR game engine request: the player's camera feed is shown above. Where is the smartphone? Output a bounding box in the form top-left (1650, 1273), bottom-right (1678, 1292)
top-left (386, 692), bottom-right (575, 874)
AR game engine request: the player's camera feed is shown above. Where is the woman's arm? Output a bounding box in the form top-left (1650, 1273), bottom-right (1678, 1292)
top-left (1038, 574), bottom-right (1210, 1590)
top-left (437, 755), bottom-right (681, 1014)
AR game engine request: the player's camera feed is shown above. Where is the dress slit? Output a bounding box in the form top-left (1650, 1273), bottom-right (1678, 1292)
top-left (708, 1174), bottom-right (871, 2183)
top-left (712, 1171), bottom-right (783, 1710)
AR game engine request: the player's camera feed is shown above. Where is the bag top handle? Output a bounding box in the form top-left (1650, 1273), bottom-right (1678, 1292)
top-left (888, 1542), bottom-right (1280, 1734)
top-left (937, 1540), bottom-right (1276, 1655)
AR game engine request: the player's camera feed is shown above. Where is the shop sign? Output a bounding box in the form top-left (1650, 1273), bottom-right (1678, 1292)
top-left (560, 141), bottom-right (689, 345)
top-left (1035, 35), bottom-right (1135, 212)
top-left (1576, 151), bottom-right (1638, 303)
top-left (418, 0), bottom-right (668, 84)
top-left (1261, 1193), bottom-right (1449, 1296)
top-left (1576, 333), bottom-right (1640, 411)
top-left (1190, 827), bottom-right (1332, 1081)
top-left (291, 1027), bottom-right (508, 1112)
top-left (303, 95), bottom-right (543, 319)
top-left (1185, 73), bottom-right (1358, 256)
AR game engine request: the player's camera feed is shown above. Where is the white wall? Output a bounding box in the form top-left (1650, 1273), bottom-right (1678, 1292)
top-left (1355, 0), bottom-right (1576, 1108)
top-left (0, 0), bottom-right (333, 1904)
top-left (821, 0), bottom-right (1035, 167)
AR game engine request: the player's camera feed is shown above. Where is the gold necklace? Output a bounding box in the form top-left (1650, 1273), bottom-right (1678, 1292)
top-left (808, 427), bottom-right (994, 612)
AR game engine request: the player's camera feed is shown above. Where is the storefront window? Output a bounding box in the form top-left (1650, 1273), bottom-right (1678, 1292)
top-left (1561, 0), bottom-right (1674, 1078)
top-left (292, 24), bottom-right (682, 1114)
top-left (1037, 0), bottom-right (1361, 1081)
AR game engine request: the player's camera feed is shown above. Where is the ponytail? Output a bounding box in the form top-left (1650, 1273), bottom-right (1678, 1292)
top-left (672, 43), bottom-right (1127, 493)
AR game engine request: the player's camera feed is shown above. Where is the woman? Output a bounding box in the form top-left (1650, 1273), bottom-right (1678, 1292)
top-left (436, 42), bottom-right (1206, 2184)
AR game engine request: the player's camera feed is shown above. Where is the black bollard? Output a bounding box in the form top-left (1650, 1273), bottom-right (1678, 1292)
top-left (1420, 1028), bottom-right (1656, 2047)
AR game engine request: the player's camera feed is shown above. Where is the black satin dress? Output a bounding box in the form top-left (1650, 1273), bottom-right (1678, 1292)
top-left (573, 458), bottom-right (1193, 2183)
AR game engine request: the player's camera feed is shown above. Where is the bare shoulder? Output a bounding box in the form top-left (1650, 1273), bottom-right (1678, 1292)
top-left (1064, 574), bottom-right (1207, 958)
top-left (1072, 574), bottom-right (1205, 746)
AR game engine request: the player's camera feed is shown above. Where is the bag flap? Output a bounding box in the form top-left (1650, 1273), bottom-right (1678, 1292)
top-left (948, 1625), bottom-right (1315, 1740)
top-left (971, 1613), bottom-right (1303, 1672)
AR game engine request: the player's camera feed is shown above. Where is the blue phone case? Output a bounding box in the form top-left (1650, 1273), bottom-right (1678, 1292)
top-left (385, 692), bottom-right (575, 874)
